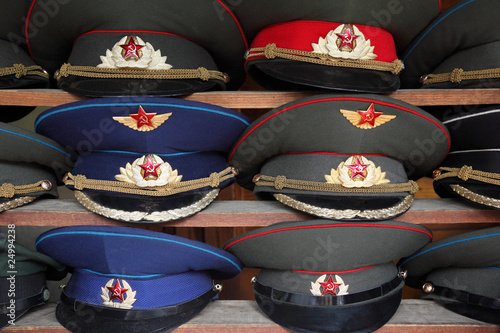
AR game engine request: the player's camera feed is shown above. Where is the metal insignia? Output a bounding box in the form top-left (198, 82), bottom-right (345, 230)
top-left (340, 103), bottom-right (396, 129)
top-left (312, 24), bottom-right (377, 60)
top-left (310, 274), bottom-right (349, 296)
top-left (97, 35), bottom-right (173, 69)
top-left (325, 155), bottom-right (390, 188)
top-left (115, 154), bottom-right (183, 187)
top-left (113, 106), bottom-right (172, 132)
top-left (101, 279), bottom-right (137, 309)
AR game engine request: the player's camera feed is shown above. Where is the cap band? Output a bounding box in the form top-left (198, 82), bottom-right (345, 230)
top-left (246, 20), bottom-right (402, 73)
top-left (59, 283), bottom-right (220, 320)
top-left (426, 284), bottom-right (500, 310)
top-left (253, 274), bottom-right (402, 307)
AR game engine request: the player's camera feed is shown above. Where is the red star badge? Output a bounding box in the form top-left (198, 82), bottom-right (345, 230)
top-left (120, 36), bottom-right (144, 60)
top-left (130, 106), bottom-right (156, 129)
top-left (319, 275), bottom-right (342, 295)
top-left (107, 280), bottom-right (128, 302)
top-left (347, 156), bottom-right (369, 179)
top-left (336, 24), bottom-right (359, 50)
top-left (139, 155), bottom-right (162, 179)
top-left (357, 104), bottom-right (383, 127)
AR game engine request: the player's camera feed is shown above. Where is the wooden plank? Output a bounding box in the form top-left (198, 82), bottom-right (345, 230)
top-left (2, 198), bottom-right (500, 227)
top-left (0, 89), bottom-right (499, 109)
top-left (0, 198), bottom-right (494, 226)
top-left (6, 300), bottom-right (499, 333)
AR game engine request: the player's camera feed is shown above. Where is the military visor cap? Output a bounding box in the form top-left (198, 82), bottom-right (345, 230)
top-left (0, 122), bottom-right (76, 212)
top-left (224, 220), bottom-right (432, 333)
top-left (398, 226), bottom-right (500, 324)
top-left (0, 0), bottom-right (49, 91)
top-left (36, 226), bottom-right (242, 333)
top-left (35, 96), bottom-right (250, 223)
top-left (26, 0), bottom-right (248, 96)
top-left (433, 105), bottom-right (500, 209)
top-left (400, 0), bottom-right (500, 89)
top-left (229, 94), bottom-right (450, 221)
top-left (1, 237), bottom-right (67, 329)
top-left (0, 0), bottom-right (50, 122)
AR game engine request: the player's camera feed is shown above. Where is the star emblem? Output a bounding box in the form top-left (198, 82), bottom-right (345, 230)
top-left (346, 156), bottom-right (369, 179)
top-left (357, 104), bottom-right (383, 127)
top-left (130, 106), bottom-right (156, 129)
top-left (335, 24), bottom-right (359, 51)
top-left (319, 275), bottom-right (342, 295)
top-left (106, 280), bottom-right (128, 302)
top-left (120, 36), bottom-right (144, 60)
top-left (139, 155), bottom-right (162, 179)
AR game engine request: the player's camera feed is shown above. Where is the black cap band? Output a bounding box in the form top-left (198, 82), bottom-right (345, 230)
top-left (59, 283), bottom-right (220, 320)
top-left (253, 274), bottom-right (403, 306)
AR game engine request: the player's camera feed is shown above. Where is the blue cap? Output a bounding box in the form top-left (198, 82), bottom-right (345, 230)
top-left (36, 226), bottom-right (242, 332)
top-left (35, 96), bottom-right (251, 222)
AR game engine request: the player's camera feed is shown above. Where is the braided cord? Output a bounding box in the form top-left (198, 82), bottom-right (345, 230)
top-left (255, 174), bottom-right (419, 194)
top-left (56, 63), bottom-right (229, 82)
top-left (0, 64), bottom-right (49, 78)
top-left (434, 166), bottom-right (500, 186)
top-left (0, 181), bottom-right (51, 198)
top-left (64, 167), bottom-right (235, 196)
top-left (422, 68), bottom-right (500, 85)
top-left (246, 43), bottom-right (403, 74)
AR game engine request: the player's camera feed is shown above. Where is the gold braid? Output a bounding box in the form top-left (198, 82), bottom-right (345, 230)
top-left (254, 174), bottom-right (419, 194)
top-left (56, 63), bottom-right (229, 82)
top-left (64, 167), bottom-right (235, 196)
top-left (0, 181), bottom-right (52, 198)
top-left (246, 43), bottom-right (403, 74)
top-left (0, 64), bottom-right (49, 78)
top-left (422, 68), bottom-right (500, 85)
top-left (433, 166), bottom-right (500, 186)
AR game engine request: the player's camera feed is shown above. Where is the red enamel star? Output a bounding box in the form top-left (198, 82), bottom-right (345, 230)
top-left (347, 156), bottom-right (369, 179)
top-left (130, 106), bottom-right (156, 128)
top-left (120, 36), bottom-right (144, 60)
top-left (107, 280), bottom-right (128, 302)
top-left (336, 24), bottom-right (359, 50)
top-left (357, 104), bottom-right (383, 127)
top-left (139, 155), bottom-right (162, 179)
top-left (319, 275), bottom-right (342, 296)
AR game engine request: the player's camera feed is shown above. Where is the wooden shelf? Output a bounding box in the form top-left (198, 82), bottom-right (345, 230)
top-left (6, 300), bottom-right (499, 333)
top-left (3, 198), bottom-right (500, 228)
top-left (1, 88), bottom-right (499, 108)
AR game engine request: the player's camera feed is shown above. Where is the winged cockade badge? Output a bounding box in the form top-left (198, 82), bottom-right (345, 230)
top-left (113, 106), bottom-right (172, 132)
top-left (340, 103), bottom-right (396, 129)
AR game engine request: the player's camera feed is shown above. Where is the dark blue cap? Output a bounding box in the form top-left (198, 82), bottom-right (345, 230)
top-left (36, 226), bottom-right (242, 332)
top-left (34, 96), bottom-right (251, 222)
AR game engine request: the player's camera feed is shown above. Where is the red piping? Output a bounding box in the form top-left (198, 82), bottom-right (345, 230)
top-left (223, 223), bottom-right (433, 250)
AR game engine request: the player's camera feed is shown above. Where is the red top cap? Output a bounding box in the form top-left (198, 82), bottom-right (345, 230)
top-left (247, 20), bottom-right (398, 64)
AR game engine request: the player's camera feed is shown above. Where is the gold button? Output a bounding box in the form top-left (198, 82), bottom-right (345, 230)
top-left (230, 166), bottom-right (239, 176)
top-left (41, 180), bottom-right (52, 191)
top-left (422, 282), bottom-right (434, 294)
top-left (252, 174), bottom-right (262, 183)
top-left (432, 169), bottom-right (441, 179)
